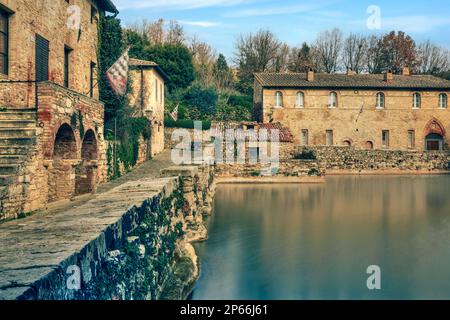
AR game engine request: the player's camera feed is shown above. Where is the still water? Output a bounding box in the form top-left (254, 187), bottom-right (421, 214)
top-left (191, 176), bottom-right (450, 300)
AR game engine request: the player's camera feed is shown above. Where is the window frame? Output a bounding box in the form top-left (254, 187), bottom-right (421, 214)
top-left (275, 91), bottom-right (283, 108)
top-left (64, 45), bottom-right (73, 88)
top-left (407, 130), bottom-right (415, 149)
top-left (329, 91), bottom-right (338, 108)
top-left (326, 129), bottom-right (334, 146)
top-left (296, 91), bottom-right (305, 108)
top-left (413, 92), bottom-right (421, 109)
top-left (301, 129), bottom-right (309, 146)
top-left (382, 130), bottom-right (390, 148)
top-left (90, 61), bottom-right (96, 98)
top-left (376, 92), bottom-right (385, 109)
top-left (439, 93), bottom-right (447, 109)
top-left (0, 7), bottom-right (10, 75)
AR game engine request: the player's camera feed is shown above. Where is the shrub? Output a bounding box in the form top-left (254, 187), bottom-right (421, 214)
top-left (164, 118), bottom-right (211, 130)
top-left (294, 149), bottom-right (317, 160)
top-left (183, 85), bottom-right (218, 116)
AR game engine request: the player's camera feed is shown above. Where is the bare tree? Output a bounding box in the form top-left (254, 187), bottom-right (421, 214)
top-left (274, 43), bottom-right (290, 72)
top-left (147, 18), bottom-right (165, 45)
top-left (313, 28), bottom-right (343, 73)
top-left (366, 35), bottom-right (383, 73)
top-left (342, 33), bottom-right (367, 73)
top-left (417, 40), bottom-right (450, 74)
top-left (166, 20), bottom-right (185, 45)
top-left (188, 36), bottom-right (217, 86)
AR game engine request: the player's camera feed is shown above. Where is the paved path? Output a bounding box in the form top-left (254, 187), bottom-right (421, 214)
top-left (0, 149), bottom-right (177, 299)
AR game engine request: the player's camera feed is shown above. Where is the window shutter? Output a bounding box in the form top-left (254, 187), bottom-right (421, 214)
top-left (35, 34), bottom-right (49, 81)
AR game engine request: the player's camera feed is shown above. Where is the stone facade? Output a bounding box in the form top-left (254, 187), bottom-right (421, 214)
top-left (0, 0), bottom-right (116, 220)
top-left (254, 70), bottom-right (450, 151)
top-left (129, 58), bottom-right (167, 158)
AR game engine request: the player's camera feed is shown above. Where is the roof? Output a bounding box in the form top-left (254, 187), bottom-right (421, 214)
top-left (95, 0), bottom-right (119, 14)
top-left (254, 73), bottom-right (450, 91)
top-left (129, 58), bottom-right (169, 81)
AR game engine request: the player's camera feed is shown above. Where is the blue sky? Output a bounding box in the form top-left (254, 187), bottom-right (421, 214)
top-left (115, 0), bottom-right (450, 62)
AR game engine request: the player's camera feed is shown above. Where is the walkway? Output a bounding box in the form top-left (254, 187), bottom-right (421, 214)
top-left (0, 150), bottom-right (177, 299)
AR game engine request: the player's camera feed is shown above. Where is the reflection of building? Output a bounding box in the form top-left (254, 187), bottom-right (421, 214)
top-left (129, 58), bottom-right (168, 157)
top-left (254, 68), bottom-right (450, 151)
top-left (0, 0), bottom-right (118, 220)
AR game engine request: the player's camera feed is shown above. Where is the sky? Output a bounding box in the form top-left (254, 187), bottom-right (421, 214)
top-left (114, 0), bottom-right (450, 62)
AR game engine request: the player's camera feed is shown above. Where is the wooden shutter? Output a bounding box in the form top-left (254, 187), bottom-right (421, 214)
top-left (35, 34), bottom-right (49, 81)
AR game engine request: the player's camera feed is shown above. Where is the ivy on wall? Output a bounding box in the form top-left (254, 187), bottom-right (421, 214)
top-left (98, 15), bottom-right (151, 179)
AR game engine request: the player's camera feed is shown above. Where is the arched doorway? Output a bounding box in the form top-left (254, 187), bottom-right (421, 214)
top-left (425, 133), bottom-right (444, 151)
top-left (343, 140), bottom-right (352, 147)
top-left (76, 130), bottom-right (98, 195)
top-left (365, 141), bottom-right (374, 150)
top-left (424, 119), bottom-right (446, 151)
top-left (48, 124), bottom-right (77, 202)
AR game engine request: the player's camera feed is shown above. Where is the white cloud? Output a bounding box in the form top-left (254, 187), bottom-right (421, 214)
top-left (224, 0), bottom-right (337, 18)
top-left (179, 20), bottom-right (221, 27)
top-left (115, 0), bottom-right (253, 11)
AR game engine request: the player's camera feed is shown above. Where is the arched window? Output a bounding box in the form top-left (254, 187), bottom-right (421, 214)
top-left (376, 92), bottom-right (385, 109)
top-left (275, 91), bottom-right (283, 107)
top-left (413, 93), bottom-right (421, 109)
top-left (329, 92), bottom-right (338, 108)
top-left (439, 93), bottom-right (448, 109)
top-left (296, 92), bottom-right (305, 108)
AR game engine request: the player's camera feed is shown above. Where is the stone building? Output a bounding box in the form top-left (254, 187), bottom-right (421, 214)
top-left (254, 68), bottom-right (450, 151)
top-left (0, 0), bottom-right (118, 220)
top-left (128, 58), bottom-right (168, 158)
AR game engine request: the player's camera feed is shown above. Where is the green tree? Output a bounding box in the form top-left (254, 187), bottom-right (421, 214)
top-left (143, 44), bottom-right (195, 92)
top-left (213, 54), bottom-right (233, 90)
top-left (183, 85), bottom-right (218, 117)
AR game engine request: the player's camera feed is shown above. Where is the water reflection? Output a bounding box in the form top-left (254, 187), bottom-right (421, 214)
top-left (192, 176), bottom-right (450, 300)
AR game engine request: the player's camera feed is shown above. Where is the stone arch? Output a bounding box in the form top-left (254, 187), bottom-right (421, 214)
top-left (48, 124), bottom-right (78, 203)
top-left (342, 138), bottom-right (353, 147)
top-left (424, 119), bottom-right (446, 151)
top-left (76, 129), bottom-right (98, 195)
top-left (365, 141), bottom-right (374, 150)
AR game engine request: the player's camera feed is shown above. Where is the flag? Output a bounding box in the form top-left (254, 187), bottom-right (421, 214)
top-left (106, 48), bottom-right (130, 96)
top-left (170, 105), bottom-right (179, 122)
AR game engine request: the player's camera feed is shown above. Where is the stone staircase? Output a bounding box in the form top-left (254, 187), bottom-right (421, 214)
top-left (0, 109), bottom-right (37, 217)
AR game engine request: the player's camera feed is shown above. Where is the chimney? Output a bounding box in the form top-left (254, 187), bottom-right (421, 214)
top-left (402, 67), bottom-right (410, 76)
top-left (384, 70), bottom-right (393, 82)
top-left (307, 68), bottom-right (314, 82)
top-left (347, 68), bottom-right (356, 76)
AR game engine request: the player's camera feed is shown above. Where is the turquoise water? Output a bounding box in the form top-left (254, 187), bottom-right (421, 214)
top-left (191, 176), bottom-right (450, 300)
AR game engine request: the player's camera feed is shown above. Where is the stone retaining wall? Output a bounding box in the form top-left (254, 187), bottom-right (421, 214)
top-left (296, 146), bottom-right (450, 172)
top-left (0, 164), bottom-right (215, 300)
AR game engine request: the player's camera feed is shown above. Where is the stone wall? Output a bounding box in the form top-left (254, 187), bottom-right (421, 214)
top-left (296, 146), bottom-right (450, 173)
top-left (1, 164), bottom-right (215, 300)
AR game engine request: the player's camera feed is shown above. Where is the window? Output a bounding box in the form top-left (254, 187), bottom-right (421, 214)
top-left (90, 62), bottom-right (96, 98)
top-left (275, 91), bottom-right (283, 107)
top-left (301, 129), bottom-right (308, 146)
top-left (296, 92), bottom-right (305, 108)
top-left (439, 93), bottom-right (447, 109)
top-left (160, 83), bottom-right (163, 103)
top-left (326, 130), bottom-right (334, 146)
top-left (64, 46), bottom-right (72, 88)
top-left (155, 79), bottom-right (158, 102)
top-left (413, 93), bottom-right (421, 109)
top-left (382, 130), bottom-right (390, 148)
top-left (0, 7), bottom-right (9, 75)
top-left (329, 92), bottom-right (337, 108)
top-left (376, 92), bottom-right (385, 109)
top-left (408, 130), bottom-right (415, 149)
top-left (35, 34), bottom-right (49, 81)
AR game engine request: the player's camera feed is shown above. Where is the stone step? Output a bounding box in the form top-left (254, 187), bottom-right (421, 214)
top-left (0, 128), bottom-right (36, 139)
top-left (0, 138), bottom-right (35, 146)
top-left (0, 120), bottom-right (36, 128)
top-left (0, 155), bottom-right (26, 164)
top-left (0, 146), bottom-right (30, 155)
top-left (0, 175), bottom-right (13, 186)
top-left (0, 164), bottom-right (18, 174)
top-left (0, 111), bottom-right (37, 121)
